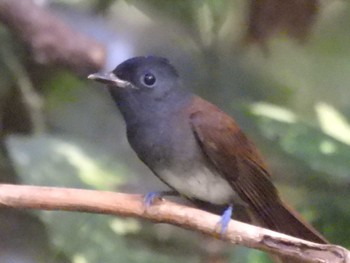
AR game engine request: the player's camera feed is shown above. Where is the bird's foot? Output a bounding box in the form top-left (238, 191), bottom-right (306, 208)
top-left (143, 190), bottom-right (178, 208)
top-left (215, 205), bottom-right (233, 236)
top-left (144, 192), bottom-right (161, 207)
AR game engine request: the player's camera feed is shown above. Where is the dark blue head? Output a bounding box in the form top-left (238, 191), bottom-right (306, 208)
top-left (88, 56), bottom-right (191, 125)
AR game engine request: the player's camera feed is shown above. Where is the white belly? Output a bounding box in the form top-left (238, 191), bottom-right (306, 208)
top-left (159, 167), bottom-right (242, 205)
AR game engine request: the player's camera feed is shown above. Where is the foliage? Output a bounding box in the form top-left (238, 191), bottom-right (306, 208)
top-left (250, 102), bottom-right (350, 246)
top-left (1, 1), bottom-right (350, 263)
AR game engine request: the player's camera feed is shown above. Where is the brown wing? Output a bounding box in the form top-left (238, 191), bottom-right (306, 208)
top-left (189, 96), bottom-right (327, 243)
top-left (188, 97), bottom-right (279, 210)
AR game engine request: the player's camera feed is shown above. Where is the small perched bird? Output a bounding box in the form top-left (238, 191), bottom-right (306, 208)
top-left (88, 56), bottom-right (327, 247)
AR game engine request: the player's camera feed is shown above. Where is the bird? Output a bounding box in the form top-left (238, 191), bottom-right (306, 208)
top-left (88, 56), bottom-right (328, 247)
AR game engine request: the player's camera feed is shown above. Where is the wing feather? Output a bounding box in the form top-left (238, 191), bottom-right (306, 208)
top-left (188, 96), bottom-right (327, 243)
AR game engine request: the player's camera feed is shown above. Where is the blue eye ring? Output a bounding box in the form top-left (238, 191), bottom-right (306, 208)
top-left (143, 73), bottom-right (156, 87)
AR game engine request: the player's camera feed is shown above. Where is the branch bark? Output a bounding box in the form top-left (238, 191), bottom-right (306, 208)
top-left (0, 184), bottom-right (348, 263)
top-left (0, 0), bottom-right (105, 75)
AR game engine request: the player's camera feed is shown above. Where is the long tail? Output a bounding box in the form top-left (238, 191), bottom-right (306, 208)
top-left (252, 200), bottom-right (328, 244)
top-left (191, 198), bottom-right (327, 263)
top-left (191, 197), bottom-right (327, 243)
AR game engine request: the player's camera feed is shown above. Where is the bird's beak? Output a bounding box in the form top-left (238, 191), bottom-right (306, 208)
top-left (88, 72), bottom-right (134, 89)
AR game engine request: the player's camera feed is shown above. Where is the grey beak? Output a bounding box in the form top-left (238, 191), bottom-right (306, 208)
top-left (88, 72), bottom-right (134, 89)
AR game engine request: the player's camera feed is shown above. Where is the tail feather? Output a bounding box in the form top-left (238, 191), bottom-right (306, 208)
top-left (253, 200), bottom-right (328, 244)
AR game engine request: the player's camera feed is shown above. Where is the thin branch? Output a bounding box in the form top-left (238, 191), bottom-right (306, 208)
top-left (0, 0), bottom-right (105, 75)
top-left (0, 184), bottom-right (348, 263)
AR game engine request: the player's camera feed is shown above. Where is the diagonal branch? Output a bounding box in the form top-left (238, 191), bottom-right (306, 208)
top-left (0, 0), bottom-right (105, 75)
top-left (0, 184), bottom-right (348, 263)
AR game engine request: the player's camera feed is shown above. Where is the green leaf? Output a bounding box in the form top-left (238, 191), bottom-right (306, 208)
top-left (249, 103), bottom-right (350, 183)
top-left (315, 102), bottom-right (350, 145)
top-left (5, 134), bottom-right (200, 262)
top-left (6, 134), bottom-right (128, 189)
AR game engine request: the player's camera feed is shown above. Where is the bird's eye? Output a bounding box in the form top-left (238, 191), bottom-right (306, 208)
top-left (142, 73), bottom-right (156, 87)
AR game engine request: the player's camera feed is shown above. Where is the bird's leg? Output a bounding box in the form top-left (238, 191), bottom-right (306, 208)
top-left (217, 204), bottom-right (234, 235)
top-left (144, 190), bottom-right (179, 207)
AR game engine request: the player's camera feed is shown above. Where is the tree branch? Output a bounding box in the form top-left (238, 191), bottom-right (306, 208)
top-left (0, 0), bottom-right (105, 75)
top-left (0, 184), bottom-right (348, 263)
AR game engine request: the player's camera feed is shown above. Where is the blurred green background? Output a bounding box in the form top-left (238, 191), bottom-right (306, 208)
top-left (0, 0), bottom-right (349, 262)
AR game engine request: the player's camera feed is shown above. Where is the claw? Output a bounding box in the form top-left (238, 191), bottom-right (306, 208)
top-left (144, 192), bottom-right (161, 207)
top-left (143, 190), bottom-right (178, 208)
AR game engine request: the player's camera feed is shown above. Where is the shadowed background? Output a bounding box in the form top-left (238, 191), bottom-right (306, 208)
top-left (0, 0), bottom-right (349, 263)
